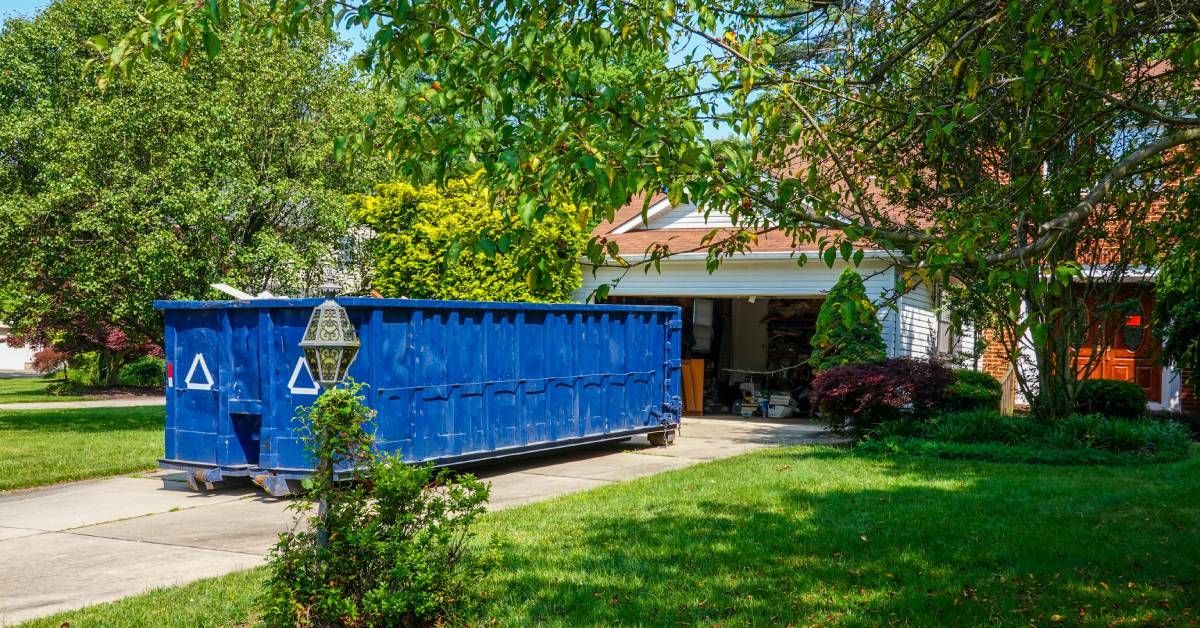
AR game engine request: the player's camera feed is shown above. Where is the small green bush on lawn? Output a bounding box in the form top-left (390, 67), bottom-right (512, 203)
top-left (1075, 378), bottom-right (1148, 419)
top-left (118, 356), bottom-right (166, 387)
top-left (940, 369), bottom-right (1002, 412)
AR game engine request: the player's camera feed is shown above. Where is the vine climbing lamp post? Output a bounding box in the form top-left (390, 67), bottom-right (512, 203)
top-left (299, 271), bottom-right (360, 389)
top-left (298, 270), bottom-right (360, 548)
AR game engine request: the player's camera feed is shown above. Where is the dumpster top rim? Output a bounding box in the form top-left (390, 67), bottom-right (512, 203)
top-left (154, 297), bottom-right (682, 314)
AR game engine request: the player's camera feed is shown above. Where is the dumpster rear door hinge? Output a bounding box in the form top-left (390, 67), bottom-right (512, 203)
top-left (667, 319), bottom-right (683, 330)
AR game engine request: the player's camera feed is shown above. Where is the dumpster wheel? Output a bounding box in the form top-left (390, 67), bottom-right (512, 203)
top-left (648, 428), bottom-right (676, 447)
top-left (186, 469), bottom-right (216, 492)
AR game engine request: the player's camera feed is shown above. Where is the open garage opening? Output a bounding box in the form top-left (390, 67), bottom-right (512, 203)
top-left (606, 296), bottom-right (825, 418)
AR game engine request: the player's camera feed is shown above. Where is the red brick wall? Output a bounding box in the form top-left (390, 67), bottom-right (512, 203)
top-left (979, 328), bottom-right (1014, 381)
top-left (1182, 370), bottom-right (1200, 416)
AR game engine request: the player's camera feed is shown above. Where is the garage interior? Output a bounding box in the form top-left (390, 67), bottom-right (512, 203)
top-left (608, 296), bottom-right (825, 418)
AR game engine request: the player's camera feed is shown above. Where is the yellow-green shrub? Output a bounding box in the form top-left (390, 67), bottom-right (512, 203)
top-left (354, 176), bottom-right (587, 302)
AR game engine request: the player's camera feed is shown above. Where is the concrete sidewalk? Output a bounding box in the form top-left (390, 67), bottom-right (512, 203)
top-left (0, 417), bottom-right (840, 624)
top-left (0, 397), bottom-right (166, 412)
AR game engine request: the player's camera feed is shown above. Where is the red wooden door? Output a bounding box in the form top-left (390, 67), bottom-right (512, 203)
top-left (1078, 291), bottom-right (1161, 403)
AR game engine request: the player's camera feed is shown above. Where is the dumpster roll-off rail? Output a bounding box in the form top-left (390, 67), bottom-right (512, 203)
top-left (156, 298), bottom-right (683, 496)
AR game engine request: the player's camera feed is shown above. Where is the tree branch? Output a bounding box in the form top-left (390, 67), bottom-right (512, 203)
top-left (1074, 81), bottom-right (1200, 127)
top-left (985, 127), bottom-right (1200, 263)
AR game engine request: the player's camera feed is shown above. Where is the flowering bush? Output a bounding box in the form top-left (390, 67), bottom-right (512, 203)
top-left (812, 358), bottom-right (955, 433)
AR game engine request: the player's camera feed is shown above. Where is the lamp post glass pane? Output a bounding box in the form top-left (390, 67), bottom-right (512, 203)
top-left (300, 298), bottom-right (360, 388)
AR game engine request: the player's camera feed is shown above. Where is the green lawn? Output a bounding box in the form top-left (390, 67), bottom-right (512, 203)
top-left (0, 406), bottom-right (165, 491)
top-left (23, 446), bottom-right (1200, 626)
top-left (0, 376), bottom-right (96, 403)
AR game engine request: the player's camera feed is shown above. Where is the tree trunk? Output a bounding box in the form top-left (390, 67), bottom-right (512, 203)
top-left (98, 349), bottom-right (128, 387)
top-left (1026, 281), bottom-right (1079, 420)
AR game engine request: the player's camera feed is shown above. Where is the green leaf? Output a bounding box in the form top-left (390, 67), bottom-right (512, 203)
top-left (822, 246), bottom-right (836, 268)
top-left (87, 35), bottom-right (110, 52)
top-left (202, 29), bottom-right (221, 59)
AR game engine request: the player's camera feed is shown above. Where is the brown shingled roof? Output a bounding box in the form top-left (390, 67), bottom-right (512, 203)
top-left (593, 193), bottom-right (846, 257)
top-left (597, 227), bottom-right (845, 257)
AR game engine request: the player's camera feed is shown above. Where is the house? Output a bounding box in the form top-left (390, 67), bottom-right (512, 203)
top-left (577, 194), bottom-right (1192, 415)
top-left (576, 193), bottom-right (976, 415)
top-left (0, 323), bottom-right (35, 372)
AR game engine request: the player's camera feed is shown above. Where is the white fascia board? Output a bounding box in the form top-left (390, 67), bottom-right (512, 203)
top-left (581, 248), bottom-right (899, 264)
top-left (610, 197), bottom-right (676, 234)
top-left (1076, 265), bottom-right (1158, 282)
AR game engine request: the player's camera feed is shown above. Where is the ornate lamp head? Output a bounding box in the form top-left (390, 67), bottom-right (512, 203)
top-left (299, 271), bottom-right (360, 388)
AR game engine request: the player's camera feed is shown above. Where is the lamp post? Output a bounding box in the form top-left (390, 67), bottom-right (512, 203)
top-left (299, 270), bottom-right (359, 547)
top-left (299, 271), bottom-right (360, 389)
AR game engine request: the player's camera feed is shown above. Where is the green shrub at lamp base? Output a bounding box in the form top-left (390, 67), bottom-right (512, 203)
top-left (263, 382), bottom-right (493, 626)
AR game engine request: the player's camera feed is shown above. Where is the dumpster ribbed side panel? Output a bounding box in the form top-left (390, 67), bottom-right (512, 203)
top-left (157, 299), bottom-right (682, 479)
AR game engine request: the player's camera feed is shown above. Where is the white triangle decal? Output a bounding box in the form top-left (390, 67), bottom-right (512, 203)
top-left (288, 356), bottom-right (320, 395)
top-left (184, 353), bottom-right (214, 391)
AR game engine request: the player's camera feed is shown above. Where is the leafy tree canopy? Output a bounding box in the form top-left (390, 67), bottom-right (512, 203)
top-left (354, 175), bottom-right (587, 302)
top-left (105, 0), bottom-right (1199, 415)
top-left (1155, 232), bottom-right (1200, 393)
top-left (0, 0), bottom-right (390, 382)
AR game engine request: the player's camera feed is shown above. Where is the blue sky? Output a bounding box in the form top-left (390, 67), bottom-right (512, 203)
top-left (0, 0), bottom-right (48, 20)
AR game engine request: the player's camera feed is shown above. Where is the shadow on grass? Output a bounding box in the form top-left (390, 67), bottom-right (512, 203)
top-left (479, 448), bottom-right (1200, 625)
top-left (0, 405), bottom-right (165, 432)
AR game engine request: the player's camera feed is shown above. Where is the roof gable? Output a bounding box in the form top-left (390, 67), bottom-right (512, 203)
top-left (611, 199), bottom-right (739, 234)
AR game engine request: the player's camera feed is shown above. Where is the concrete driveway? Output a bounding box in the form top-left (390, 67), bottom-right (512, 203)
top-left (0, 397), bottom-right (166, 411)
top-left (0, 417), bottom-right (839, 624)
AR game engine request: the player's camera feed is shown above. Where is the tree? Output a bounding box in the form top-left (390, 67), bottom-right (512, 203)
top-left (1156, 235), bottom-right (1200, 394)
top-left (353, 175), bottom-right (587, 302)
top-left (105, 0), bottom-right (1199, 416)
top-left (810, 268), bottom-right (887, 371)
top-left (0, 0), bottom-right (389, 383)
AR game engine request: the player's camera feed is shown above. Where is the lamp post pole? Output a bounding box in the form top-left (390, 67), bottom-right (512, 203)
top-left (298, 270), bottom-right (361, 548)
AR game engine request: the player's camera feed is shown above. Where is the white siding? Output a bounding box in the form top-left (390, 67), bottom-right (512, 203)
top-left (578, 256), bottom-right (898, 352)
top-left (955, 321), bottom-right (979, 367)
top-left (1160, 365), bottom-right (1182, 410)
top-left (0, 324), bottom-right (35, 372)
top-left (643, 203), bottom-right (736, 230)
top-left (894, 281), bottom-right (938, 359)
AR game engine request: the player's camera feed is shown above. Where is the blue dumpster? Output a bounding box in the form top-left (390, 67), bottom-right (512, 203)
top-left (154, 298), bottom-right (683, 495)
